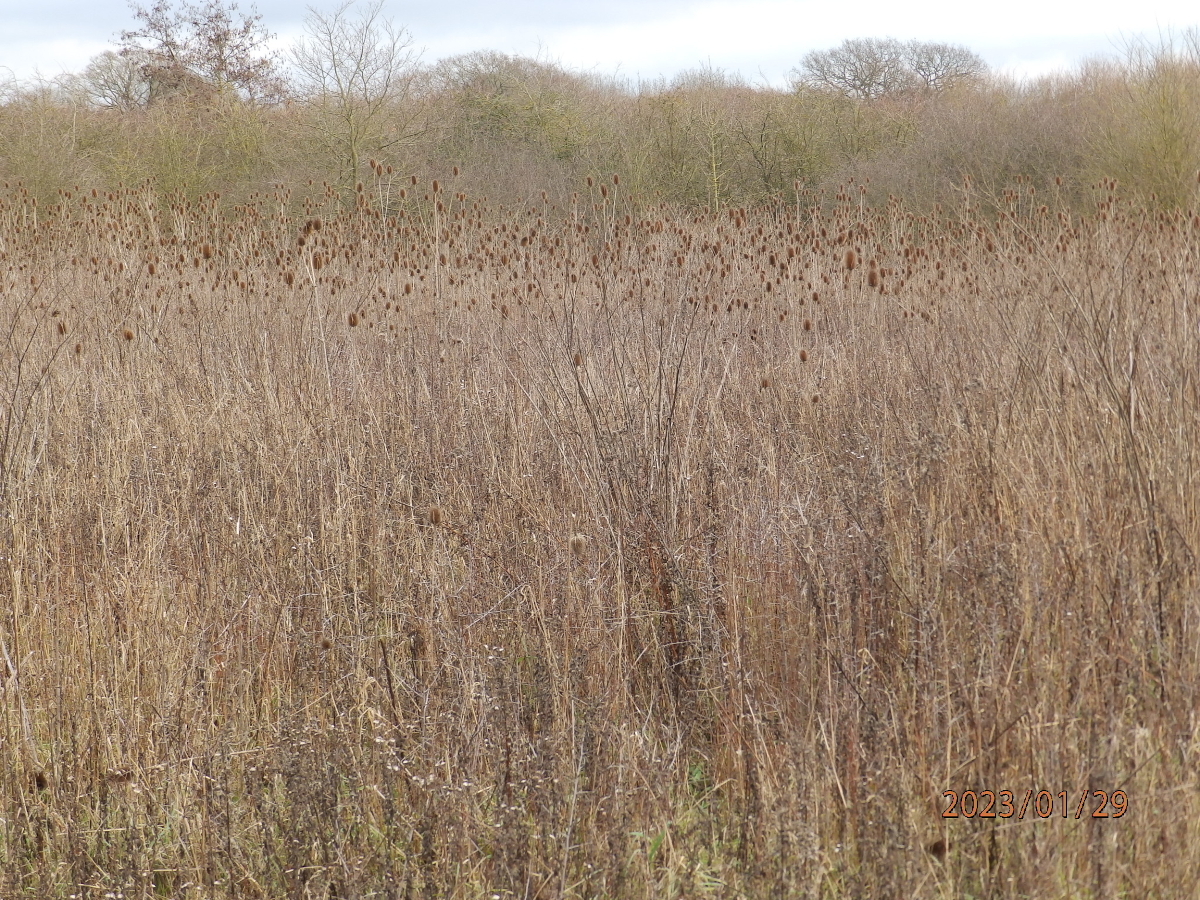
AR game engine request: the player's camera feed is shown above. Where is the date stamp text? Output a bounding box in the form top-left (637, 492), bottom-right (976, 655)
top-left (942, 789), bottom-right (1127, 820)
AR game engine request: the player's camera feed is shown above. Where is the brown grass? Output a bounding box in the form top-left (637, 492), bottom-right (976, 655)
top-left (0, 175), bottom-right (1198, 898)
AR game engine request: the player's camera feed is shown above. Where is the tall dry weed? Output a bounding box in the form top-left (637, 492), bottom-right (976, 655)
top-left (0, 175), bottom-right (1197, 897)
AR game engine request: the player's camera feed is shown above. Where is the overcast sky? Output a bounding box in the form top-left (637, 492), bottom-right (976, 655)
top-left (2, 0), bottom-right (1198, 88)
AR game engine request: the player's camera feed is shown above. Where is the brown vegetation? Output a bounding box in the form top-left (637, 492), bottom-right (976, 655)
top-left (0, 162), bottom-right (1198, 896)
top-left (2, 30), bottom-right (1199, 215)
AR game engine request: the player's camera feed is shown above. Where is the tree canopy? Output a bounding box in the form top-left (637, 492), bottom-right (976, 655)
top-left (117, 0), bottom-right (285, 104)
top-left (796, 38), bottom-right (986, 100)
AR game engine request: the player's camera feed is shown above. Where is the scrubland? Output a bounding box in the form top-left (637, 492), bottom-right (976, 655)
top-left (0, 171), bottom-right (1198, 898)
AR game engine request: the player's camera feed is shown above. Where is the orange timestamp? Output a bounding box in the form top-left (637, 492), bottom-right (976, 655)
top-left (942, 789), bottom-right (1128, 820)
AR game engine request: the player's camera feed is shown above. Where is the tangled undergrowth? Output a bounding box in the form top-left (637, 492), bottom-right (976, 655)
top-left (1, 173), bottom-right (1197, 897)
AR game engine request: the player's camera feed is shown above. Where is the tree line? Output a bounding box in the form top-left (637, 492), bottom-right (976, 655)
top-left (2, 0), bottom-right (1199, 212)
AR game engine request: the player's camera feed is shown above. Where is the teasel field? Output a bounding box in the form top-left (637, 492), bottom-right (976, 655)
top-left (0, 170), bottom-right (1198, 898)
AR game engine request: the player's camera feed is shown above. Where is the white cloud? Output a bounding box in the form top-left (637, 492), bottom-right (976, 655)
top-left (0, 0), bottom-right (1196, 85)
top-left (398, 0), bottom-right (1200, 88)
top-left (1, 37), bottom-right (111, 82)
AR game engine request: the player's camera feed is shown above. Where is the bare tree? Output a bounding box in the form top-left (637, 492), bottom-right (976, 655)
top-left (145, 62), bottom-right (222, 107)
top-left (290, 0), bottom-right (422, 189)
top-left (799, 38), bottom-right (912, 101)
top-left (906, 41), bottom-right (988, 92)
top-left (74, 51), bottom-right (152, 110)
top-left (797, 38), bottom-right (985, 101)
top-left (118, 0), bottom-right (286, 104)
top-left (431, 51), bottom-right (604, 158)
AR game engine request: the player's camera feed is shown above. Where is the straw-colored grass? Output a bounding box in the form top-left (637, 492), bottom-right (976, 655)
top-left (1, 174), bottom-right (1197, 898)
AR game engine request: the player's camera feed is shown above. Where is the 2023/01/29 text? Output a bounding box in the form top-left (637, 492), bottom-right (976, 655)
top-left (942, 789), bottom-right (1128, 819)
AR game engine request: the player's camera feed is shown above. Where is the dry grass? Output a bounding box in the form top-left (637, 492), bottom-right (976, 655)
top-left (1, 173), bottom-right (1198, 898)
